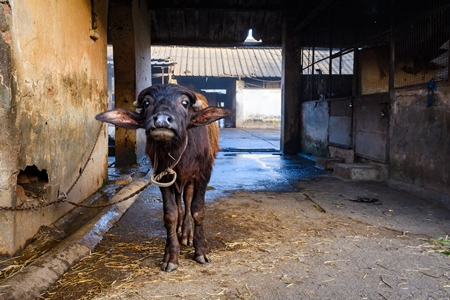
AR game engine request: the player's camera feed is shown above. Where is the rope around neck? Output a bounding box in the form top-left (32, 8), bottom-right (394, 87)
top-left (150, 136), bottom-right (189, 187)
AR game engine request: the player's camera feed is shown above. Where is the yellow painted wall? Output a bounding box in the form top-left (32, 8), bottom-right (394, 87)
top-left (0, 0), bottom-right (109, 254)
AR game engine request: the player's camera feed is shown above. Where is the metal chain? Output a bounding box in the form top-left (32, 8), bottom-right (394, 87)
top-left (0, 124), bottom-right (148, 211)
top-left (0, 184), bottom-right (148, 211)
top-left (60, 183), bottom-right (149, 209)
top-left (0, 198), bottom-right (67, 211)
top-left (65, 124), bottom-right (104, 196)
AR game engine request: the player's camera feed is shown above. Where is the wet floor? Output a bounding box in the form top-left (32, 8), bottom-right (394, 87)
top-left (37, 128), bottom-right (450, 300)
top-left (212, 128), bottom-right (329, 194)
top-left (108, 128), bottom-right (331, 239)
top-left (219, 128), bottom-right (281, 152)
top-left (210, 152), bottom-right (329, 197)
top-left (108, 128), bottom-right (450, 238)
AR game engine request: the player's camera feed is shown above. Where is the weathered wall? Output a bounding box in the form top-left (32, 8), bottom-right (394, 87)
top-left (0, 0), bottom-right (17, 253)
top-left (235, 82), bottom-right (281, 129)
top-left (301, 100), bottom-right (329, 157)
top-left (0, 0), bottom-right (109, 254)
top-left (390, 83), bottom-right (450, 196)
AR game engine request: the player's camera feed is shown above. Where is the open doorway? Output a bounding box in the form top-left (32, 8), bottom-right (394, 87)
top-left (150, 29), bottom-right (282, 153)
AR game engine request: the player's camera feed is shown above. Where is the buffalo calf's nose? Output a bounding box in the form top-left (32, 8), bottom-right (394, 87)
top-left (154, 114), bottom-right (173, 128)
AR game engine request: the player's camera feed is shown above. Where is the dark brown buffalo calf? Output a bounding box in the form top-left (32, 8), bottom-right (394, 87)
top-left (96, 84), bottom-right (232, 272)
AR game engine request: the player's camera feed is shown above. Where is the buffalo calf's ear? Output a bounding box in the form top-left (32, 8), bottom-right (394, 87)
top-left (95, 109), bottom-right (143, 130)
top-left (189, 107), bottom-right (233, 128)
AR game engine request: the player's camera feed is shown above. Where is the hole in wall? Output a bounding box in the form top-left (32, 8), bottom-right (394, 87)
top-left (16, 165), bottom-right (50, 204)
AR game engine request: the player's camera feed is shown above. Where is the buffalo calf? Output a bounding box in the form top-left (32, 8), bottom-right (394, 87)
top-left (96, 84), bottom-right (232, 272)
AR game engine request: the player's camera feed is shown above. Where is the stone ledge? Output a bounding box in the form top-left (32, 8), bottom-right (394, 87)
top-left (316, 157), bottom-right (345, 170)
top-left (333, 163), bottom-right (383, 181)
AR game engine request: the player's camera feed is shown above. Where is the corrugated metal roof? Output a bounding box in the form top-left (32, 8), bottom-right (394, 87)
top-left (151, 46), bottom-right (354, 78)
top-left (151, 46), bottom-right (282, 78)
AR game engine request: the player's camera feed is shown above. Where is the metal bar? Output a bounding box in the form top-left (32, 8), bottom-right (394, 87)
top-left (389, 0), bottom-right (395, 91)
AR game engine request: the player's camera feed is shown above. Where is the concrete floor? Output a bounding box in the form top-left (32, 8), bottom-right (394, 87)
top-left (3, 128), bottom-right (450, 300)
top-left (218, 128), bottom-right (281, 152)
top-left (107, 127), bottom-right (450, 240)
top-left (118, 127), bottom-right (450, 240)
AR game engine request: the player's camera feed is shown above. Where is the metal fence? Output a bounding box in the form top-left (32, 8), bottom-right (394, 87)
top-left (298, 1), bottom-right (450, 99)
top-left (301, 47), bottom-right (354, 100)
top-left (394, 5), bottom-right (450, 87)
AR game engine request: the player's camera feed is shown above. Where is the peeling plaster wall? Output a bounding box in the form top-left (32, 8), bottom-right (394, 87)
top-left (0, 0), bottom-right (109, 254)
top-left (0, 0), bottom-right (17, 254)
top-left (390, 84), bottom-right (450, 196)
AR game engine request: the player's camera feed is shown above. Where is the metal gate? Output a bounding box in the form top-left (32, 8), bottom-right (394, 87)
top-left (354, 93), bottom-right (390, 163)
top-left (328, 97), bottom-right (353, 149)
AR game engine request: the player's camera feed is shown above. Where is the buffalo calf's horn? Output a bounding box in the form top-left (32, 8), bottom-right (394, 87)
top-left (193, 99), bottom-right (203, 108)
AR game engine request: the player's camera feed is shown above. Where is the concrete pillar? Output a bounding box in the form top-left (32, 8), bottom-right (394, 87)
top-left (108, 0), bottom-right (139, 166)
top-left (132, 0), bottom-right (152, 162)
top-left (235, 80), bottom-right (245, 128)
top-left (281, 17), bottom-right (302, 154)
top-left (108, 0), bottom-right (152, 166)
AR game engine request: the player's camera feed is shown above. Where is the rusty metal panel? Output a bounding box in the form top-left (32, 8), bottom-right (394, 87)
top-left (328, 98), bottom-right (353, 148)
top-left (329, 116), bottom-right (352, 148)
top-left (354, 93), bottom-right (389, 163)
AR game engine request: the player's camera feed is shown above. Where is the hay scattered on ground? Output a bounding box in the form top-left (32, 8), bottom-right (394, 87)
top-left (38, 237), bottom-right (164, 300)
top-left (0, 226), bottom-right (64, 280)
top-left (31, 192), bottom-right (450, 299)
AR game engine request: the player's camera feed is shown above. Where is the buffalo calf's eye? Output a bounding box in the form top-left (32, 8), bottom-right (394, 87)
top-left (182, 100), bottom-right (189, 108)
top-left (143, 100), bottom-right (150, 108)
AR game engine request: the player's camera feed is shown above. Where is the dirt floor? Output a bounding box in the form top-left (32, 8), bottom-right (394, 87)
top-left (36, 160), bottom-right (450, 300)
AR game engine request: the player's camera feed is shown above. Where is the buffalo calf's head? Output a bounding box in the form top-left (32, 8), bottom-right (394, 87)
top-left (96, 84), bottom-right (232, 144)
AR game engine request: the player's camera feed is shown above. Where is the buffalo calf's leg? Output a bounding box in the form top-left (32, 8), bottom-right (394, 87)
top-left (175, 192), bottom-right (184, 238)
top-left (191, 188), bottom-right (210, 264)
top-left (181, 181), bottom-right (195, 246)
top-left (161, 188), bottom-right (180, 272)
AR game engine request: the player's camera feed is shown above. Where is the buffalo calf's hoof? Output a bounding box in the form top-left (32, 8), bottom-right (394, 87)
top-left (195, 254), bottom-right (211, 264)
top-left (180, 236), bottom-right (194, 247)
top-left (161, 262), bottom-right (178, 272)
